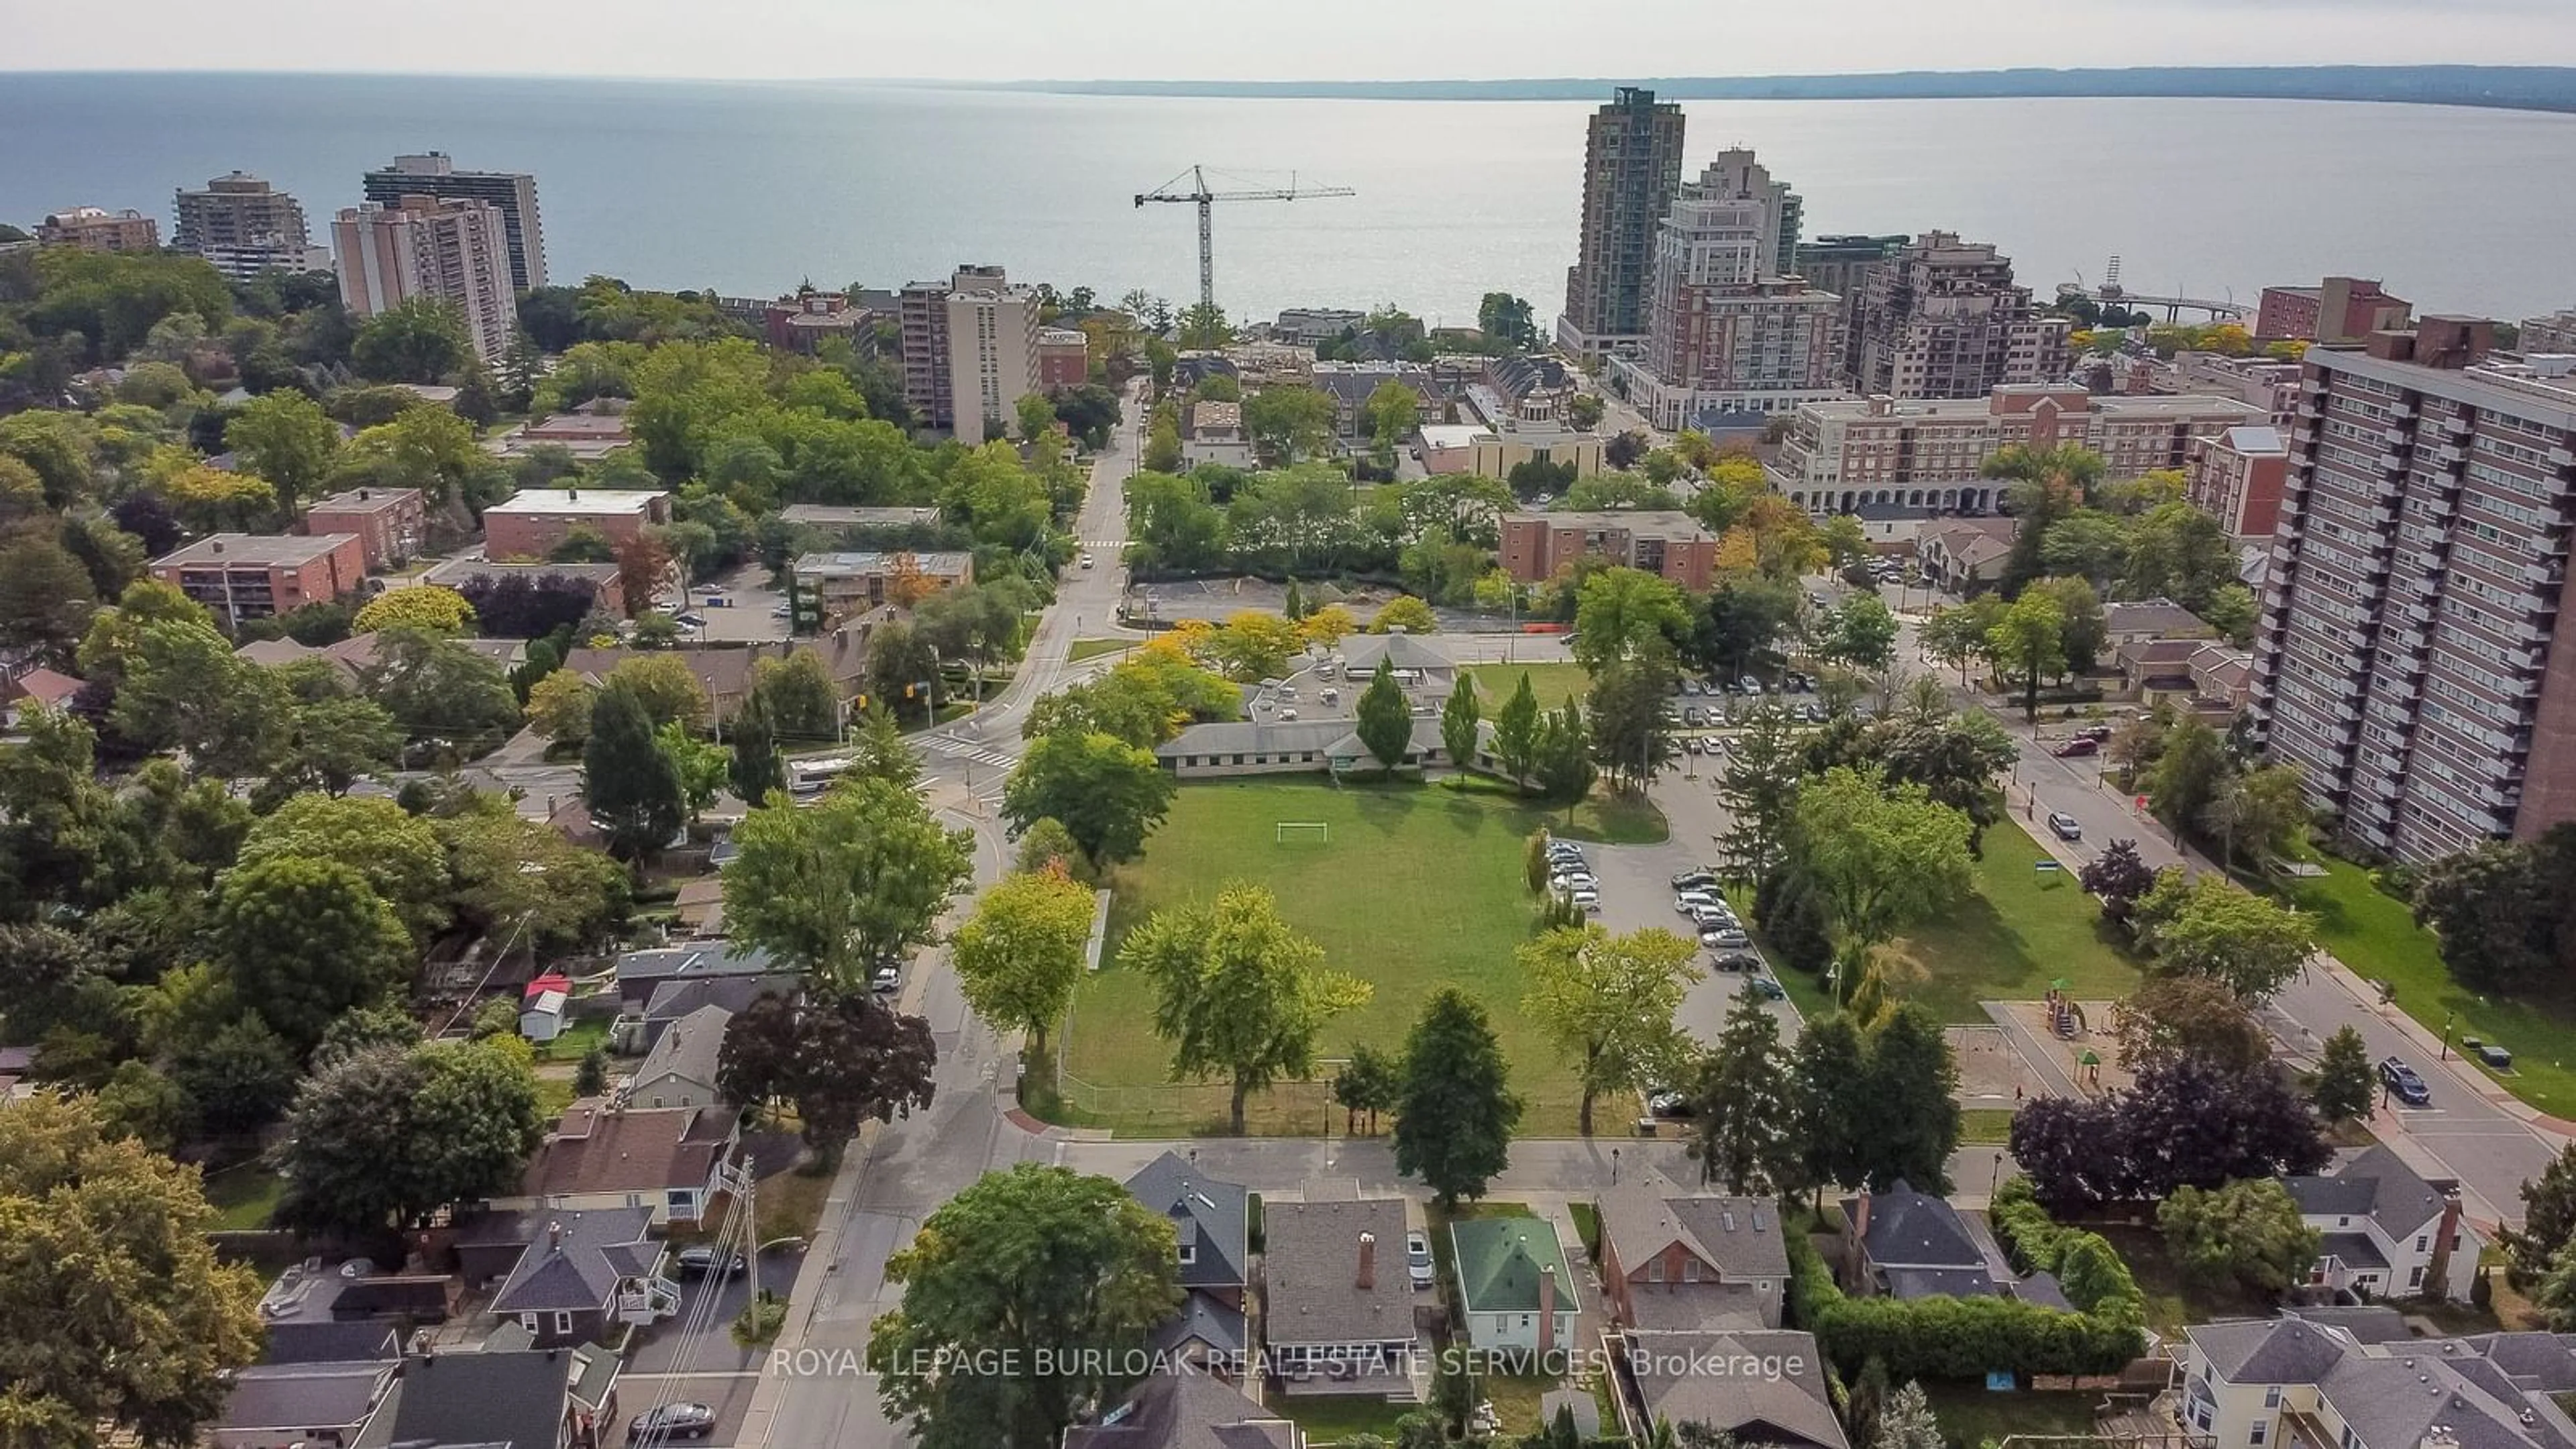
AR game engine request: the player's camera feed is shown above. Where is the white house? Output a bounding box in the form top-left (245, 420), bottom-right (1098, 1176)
top-left (1449, 1217), bottom-right (1580, 1360)
top-left (623, 1003), bottom-right (729, 1111)
top-left (2282, 1145), bottom-right (2477, 1303)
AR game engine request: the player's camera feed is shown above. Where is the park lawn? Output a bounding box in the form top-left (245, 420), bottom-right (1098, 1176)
top-left (203, 1163), bottom-right (286, 1232)
top-left (1063, 777), bottom-right (1640, 1136)
top-left (1068, 638), bottom-right (1133, 662)
top-left (1467, 663), bottom-right (1590, 714)
top-left (1880, 826), bottom-right (2143, 1023)
top-left (2285, 858), bottom-right (2576, 1118)
top-left (1958, 1108), bottom-right (2015, 1144)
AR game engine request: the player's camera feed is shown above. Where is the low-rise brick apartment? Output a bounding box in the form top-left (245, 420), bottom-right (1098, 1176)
top-left (2249, 319), bottom-right (2576, 863)
top-left (482, 488), bottom-right (671, 561)
top-left (2185, 425), bottom-right (2292, 541)
top-left (1500, 511), bottom-right (1721, 592)
top-left (1767, 385), bottom-right (2269, 519)
top-left (150, 533), bottom-right (368, 623)
top-left (303, 486), bottom-right (427, 570)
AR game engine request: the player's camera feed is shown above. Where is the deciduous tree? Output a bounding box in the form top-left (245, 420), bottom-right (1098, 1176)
top-left (215, 854), bottom-right (413, 1053)
top-left (237, 792), bottom-right (451, 943)
top-left (724, 777), bottom-right (973, 994)
top-left (2313, 1025), bottom-right (2377, 1124)
top-left (1003, 730), bottom-right (1175, 865)
top-left (1393, 987), bottom-right (1522, 1207)
top-left (1986, 591), bottom-right (2065, 722)
top-left (1519, 924), bottom-right (1695, 1136)
top-left (951, 867), bottom-right (1096, 1061)
top-left (583, 682), bottom-right (685, 859)
top-left (2158, 1180), bottom-right (2321, 1297)
top-left (728, 690), bottom-right (786, 804)
top-left (352, 584), bottom-right (475, 635)
top-left (276, 1036), bottom-right (546, 1236)
top-left (1790, 767), bottom-right (1974, 957)
top-left (1356, 656), bottom-right (1413, 771)
top-left (1492, 672), bottom-right (1542, 793)
top-left (1440, 672), bottom-right (1482, 782)
top-left (2110, 975), bottom-right (2270, 1073)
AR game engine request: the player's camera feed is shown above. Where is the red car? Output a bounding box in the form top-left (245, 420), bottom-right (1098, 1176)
top-left (2052, 737), bottom-right (2101, 757)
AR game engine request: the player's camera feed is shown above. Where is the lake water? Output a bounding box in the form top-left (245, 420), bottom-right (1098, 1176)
top-left (3, 72), bottom-right (2571, 325)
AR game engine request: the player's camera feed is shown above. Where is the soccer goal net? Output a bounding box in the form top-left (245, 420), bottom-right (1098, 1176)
top-left (1275, 821), bottom-right (1330, 844)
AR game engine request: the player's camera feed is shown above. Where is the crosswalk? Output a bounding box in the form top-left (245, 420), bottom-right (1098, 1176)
top-left (1076, 538), bottom-right (1126, 549)
top-left (920, 732), bottom-right (1016, 770)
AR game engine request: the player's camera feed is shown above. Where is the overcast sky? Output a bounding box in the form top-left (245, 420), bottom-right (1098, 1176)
top-left (7, 0), bottom-right (2575, 78)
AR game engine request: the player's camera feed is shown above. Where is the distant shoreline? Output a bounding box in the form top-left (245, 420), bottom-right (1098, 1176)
top-left (976, 65), bottom-right (2576, 115)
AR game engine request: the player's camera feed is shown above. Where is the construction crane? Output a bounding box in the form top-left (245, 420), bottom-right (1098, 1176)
top-left (1134, 166), bottom-right (1356, 346)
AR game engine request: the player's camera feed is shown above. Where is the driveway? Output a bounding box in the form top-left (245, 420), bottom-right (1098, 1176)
top-left (625, 1246), bottom-right (809, 1377)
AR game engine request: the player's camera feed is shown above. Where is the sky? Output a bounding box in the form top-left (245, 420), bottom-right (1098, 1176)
top-left (6, 0), bottom-right (2576, 79)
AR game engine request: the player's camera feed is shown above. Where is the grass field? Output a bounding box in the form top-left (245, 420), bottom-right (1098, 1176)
top-left (1958, 1108), bottom-right (2015, 1144)
top-left (1881, 826), bottom-right (2144, 1022)
top-left (1466, 663), bottom-right (1590, 713)
top-left (1068, 638), bottom-right (1134, 662)
top-left (203, 1163), bottom-right (285, 1232)
top-left (1058, 777), bottom-right (1653, 1135)
top-left (1922, 1385), bottom-right (2098, 1446)
top-left (2287, 859), bottom-right (2576, 1117)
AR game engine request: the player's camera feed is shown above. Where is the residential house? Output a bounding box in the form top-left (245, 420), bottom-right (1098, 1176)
top-left (673, 877), bottom-right (727, 936)
top-left (2179, 1313), bottom-right (2576, 1449)
top-left (635, 973), bottom-right (792, 1055)
top-left (625, 1003), bottom-right (730, 1110)
top-left (255, 1258), bottom-right (461, 1332)
top-left (614, 941), bottom-right (780, 1010)
top-left (488, 1207), bottom-right (683, 1348)
top-left (1450, 1217), bottom-right (1580, 1360)
top-left (1063, 1371), bottom-right (1302, 1449)
top-left (255, 1322), bottom-right (401, 1368)
top-left (1605, 1328), bottom-right (1849, 1449)
top-left (2103, 597), bottom-right (2216, 645)
top-left (560, 644), bottom-right (780, 726)
top-left (2115, 637), bottom-right (2204, 706)
top-left (1122, 1150), bottom-right (1251, 1373)
top-left (1307, 361), bottom-right (1436, 440)
top-left (2, 666), bottom-right (83, 727)
top-left (208, 1360), bottom-right (395, 1449)
top-left (1912, 518), bottom-right (2017, 593)
top-left (2191, 642), bottom-right (2255, 711)
top-left (1182, 400), bottom-right (1256, 470)
top-left (2284, 1145), bottom-right (2477, 1303)
top-left (494, 1099), bottom-right (737, 1227)
top-left (1260, 1198), bottom-right (1420, 1389)
top-left (1595, 1185), bottom-right (1790, 1331)
top-left (369, 1340), bottom-right (621, 1449)
top-left (1841, 1181), bottom-right (2015, 1299)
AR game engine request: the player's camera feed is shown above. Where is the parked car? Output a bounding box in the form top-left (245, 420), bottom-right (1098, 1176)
top-left (1681, 679), bottom-right (1703, 696)
top-left (1671, 869), bottom-right (1719, 891)
top-left (1682, 707), bottom-right (1707, 727)
top-left (1746, 976), bottom-right (1787, 1002)
top-left (2076, 723), bottom-right (2116, 742)
top-left (1570, 889), bottom-right (1601, 912)
top-left (672, 611), bottom-right (708, 629)
top-left (1737, 675), bottom-right (1763, 694)
top-left (1702, 926), bottom-right (1752, 949)
top-left (2379, 1057), bottom-right (2433, 1106)
top-left (630, 1403), bottom-right (718, 1441)
top-left (1674, 890), bottom-right (1718, 912)
top-left (1711, 951), bottom-right (1763, 973)
top-left (869, 962), bottom-right (902, 995)
top-left (2046, 811), bottom-right (2084, 841)
top-left (676, 1246), bottom-right (745, 1279)
top-left (1647, 1090), bottom-right (1695, 1119)
top-left (1406, 1231), bottom-right (1434, 1288)
top-left (2052, 737), bottom-right (2100, 757)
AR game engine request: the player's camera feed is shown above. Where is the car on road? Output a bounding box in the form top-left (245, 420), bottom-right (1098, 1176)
top-left (1406, 1231), bottom-right (1434, 1287)
top-left (1746, 976), bottom-right (1787, 1002)
top-left (1080, 553), bottom-right (1095, 569)
top-left (2379, 1057), bottom-right (2433, 1106)
top-left (672, 611), bottom-right (708, 629)
top-left (869, 962), bottom-right (902, 995)
top-left (2046, 811), bottom-right (2084, 841)
top-left (1672, 869), bottom-right (1718, 891)
top-left (2052, 737), bottom-right (2100, 757)
top-left (1711, 951), bottom-right (1762, 973)
top-left (676, 1246), bottom-right (745, 1279)
top-left (629, 1403), bottom-right (718, 1441)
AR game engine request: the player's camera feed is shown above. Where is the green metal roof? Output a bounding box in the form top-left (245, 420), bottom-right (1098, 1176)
top-left (1450, 1217), bottom-right (1577, 1316)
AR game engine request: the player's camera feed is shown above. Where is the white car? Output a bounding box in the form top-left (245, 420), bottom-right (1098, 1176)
top-left (1703, 927), bottom-right (1752, 949)
top-left (1406, 1232), bottom-right (1434, 1289)
top-left (1570, 889), bottom-right (1601, 912)
top-left (1079, 553), bottom-right (1095, 569)
top-left (1674, 891), bottom-right (1718, 913)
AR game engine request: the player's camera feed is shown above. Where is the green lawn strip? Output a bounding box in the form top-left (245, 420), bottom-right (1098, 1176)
top-left (1881, 827), bottom-right (2143, 1023)
top-left (533, 1016), bottom-right (610, 1064)
top-left (1958, 1108), bottom-right (2015, 1144)
top-left (1068, 638), bottom-right (1134, 662)
top-left (1279, 1395), bottom-right (1415, 1446)
top-left (2284, 858), bottom-right (2576, 1118)
top-left (203, 1163), bottom-right (285, 1232)
top-left (1465, 663), bottom-right (1590, 713)
top-left (1063, 777), bottom-right (1605, 1135)
top-left (1921, 1384), bottom-right (2099, 1445)
top-left (2088, 1224), bottom-right (2272, 1337)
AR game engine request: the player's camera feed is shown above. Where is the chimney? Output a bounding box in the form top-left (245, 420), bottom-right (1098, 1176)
top-left (1356, 1232), bottom-right (1377, 1291)
top-left (2426, 1189), bottom-right (2465, 1300)
top-left (211, 539), bottom-right (225, 554)
top-left (566, 486), bottom-right (580, 500)
top-left (547, 1220), bottom-right (563, 1253)
top-left (358, 488), bottom-right (371, 501)
top-left (1537, 1245), bottom-right (1558, 1357)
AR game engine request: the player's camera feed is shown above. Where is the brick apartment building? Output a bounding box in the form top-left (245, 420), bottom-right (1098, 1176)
top-left (1768, 386), bottom-right (2269, 519)
top-left (2184, 425), bottom-right (2292, 540)
top-left (763, 291), bottom-right (877, 355)
top-left (150, 533), bottom-right (368, 623)
top-left (1037, 327), bottom-right (1090, 388)
top-left (36, 206), bottom-right (160, 252)
top-left (1500, 511), bottom-right (1721, 592)
top-left (482, 488), bottom-right (672, 561)
top-left (303, 486), bottom-right (428, 570)
top-left (2253, 276), bottom-right (2412, 345)
top-left (789, 550), bottom-right (975, 630)
top-left (2249, 321), bottom-right (2576, 863)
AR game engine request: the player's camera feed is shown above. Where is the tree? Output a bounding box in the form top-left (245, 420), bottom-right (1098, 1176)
top-left (868, 1164), bottom-right (1181, 1449)
top-left (276, 1036), bottom-right (546, 1237)
top-left (584, 682), bottom-right (684, 859)
top-left (352, 584), bottom-right (474, 635)
top-left (1333, 1043), bottom-right (1400, 1134)
top-left (525, 668), bottom-right (598, 741)
top-left (1870, 1381), bottom-right (1943, 1449)
top-left (1122, 884), bottom-right (1369, 1134)
top-left (1477, 292), bottom-right (1539, 352)
top-left (656, 720), bottom-right (730, 821)
top-left (1986, 590), bottom-right (2066, 722)
top-left (1573, 567), bottom-right (1688, 674)
top-left (951, 867), bottom-right (1095, 1061)
top-left (1712, 704), bottom-right (1800, 884)
top-left (172, 1014), bottom-right (303, 1136)
top-left (729, 690), bottom-right (786, 804)
top-left (605, 651), bottom-right (708, 729)
top-left (351, 296), bottom-right (472, 382)
top-left (215, 854), bottom-right (413, 1053)
top-left (1519, 924), bottom-right (1695, 1136)
top-left (1535, 701), bottom-right (1597, 808)
top-left (2414, 840), bottom-right (2563, 994)
top-left (2205, 763), bottom-right (2311, 873)
top-left (750, 649), bottom-right (841, 742)
top-left (223, 388), bottom-right (340, 513)
top-left (2011, 1058), bottom-right (2328, 1212)
top-left (2159, 1180), bottom-right (2322, 1297)
top-left (2027, 576), bottom-right (2108, 673)
top-left (1393, 987), bottom-right (1523, 1207)
top-left (2131, 869), bottom-right (2314, 1003)
top-left (611, 529), bottom-right (672, 616)
top-left (237, 792), bottom-right (452, 944)
top-left (1819, 593), bottom-right (1899, 669)
top-left (1587, 661), bottom-right (1675, 794)
top-left (2110, 975), bottom-right (2271, 1073)
top-left (0, 1093), bottom-right (264, 1449)
top-left (2314, 1025), bottom-right (2377, 1124)
top-left (2147, 716), bottom-right (2229, 836)
top-left (112, 618), bottom-right (294, 778)
top-left (356, 628), bottom-right (522, 759)
top-left (1687, 989), bottom-right (1799, 1194)
top-left (2079, 838), bottom-right (2157, 927)
top-left (1493, 673), bottom-right (1542, 793)
top-left (1244, 385), bottom-right (1338, 463)
top-left (1790, 767), bottom-right (1974, 959)
top-left (0, 533), bottom-right (97, 665)
top-left (724, 778), bottom-right (973, 994)
top-left (1371, 594), bottom-right (1438, 635)
top-left (1362, 380), bottom-right (1419, 468)
top-left (2508, 1145), bottom-right (2576, 1283)
top-left (1859, 1006), bottom-right (1963, 1192)
top-left (1440, 672), bottom-right (1482, 783)
top-left (278, 693), bottom-right (406, 798)
top-left (1356, 656), bottom-right (1413, 771)
top-left (1003, 730), bottom-right (1175, 866)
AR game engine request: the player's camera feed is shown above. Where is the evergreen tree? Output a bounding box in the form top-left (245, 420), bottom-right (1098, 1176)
top-left (1283, 580), bottom-right (1307, 621)
top-left (1355, 657), bottom-right (1413, 771)
top-left (1393, 988), bottom-right (1522, 1207)
top-left (1758, 868), bottom-right (1835, 975)
top-left (1714, 702), bottom-right (1802, 884)
top-left (1792, 1014), bottom-right (1869, 1197)
top-left (1492, 674), bottom-right (1542, 793)
top-left (1686, 991), bottom-right (1799, 1194)
top-left (2312, 1024), bottom-right (2376, 1124)
top-left (1534, 700), bottom-right (1596, 810)
top-left (1439, 673), bottom-right (1482, 785)
top-left (582, 681), bottom-right (684, 859)
top-left (728, 690), bottom-right (786, 806)
top-left (1860, 1005), bottom-right (1962, 1191)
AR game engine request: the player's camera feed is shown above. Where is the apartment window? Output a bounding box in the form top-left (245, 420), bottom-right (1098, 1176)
top-left (2250, 1424), bottom-right (2267, 1446)
top-left (2263, 1387), bottom-right (2280, 1409)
